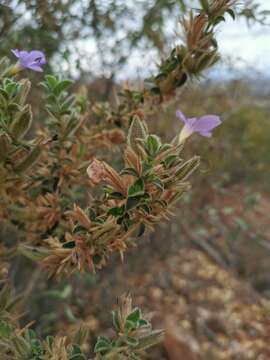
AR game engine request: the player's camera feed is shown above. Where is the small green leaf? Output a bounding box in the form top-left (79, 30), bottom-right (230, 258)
top-left (226, 9), bottom-right (235, 20)
top-left (7, 102), bottom-right (21, 112)
top-left (31, 338), bottom-right (43, 356)
top-left (175, 72), bottom-right (188, 87)
top-left (122, 217), bottom-right (133, 231)
top-left (72, 344), bottom-right (83, 354)
top-left (44, 75), bottom-right (58, 90)
top-left (213, 15), bottom-right (225, 25)
top-left (0, 320), bottom-right (12, 338)
top-left (0, 286), bottom-right (12, 312)
top-left (10, 104), bottom-right (32, 139)
top-left (133, 329), bottom-right (164, 351)
top-left (126, 196), bottom-right (141, 211)
top-left (126, 308), bottom-right (141, 323)
top-left (73, 225), bottom-right (87, 234)
top-left (108, 192), bottom-right (125, 200)
top-left (112, 310), bottom-right (121, 331)
top-left (14, 79), bottom-right (31, 106)
top-left (62, 241), bottom-right (76, 249)
top-left (146, 134), bottom-right (161, 157)
top-left (71, 344), bottom-right (86, 360)
top-left (94, 336), bottom-right (111, 353)
top-left (5, 81), bottom-right (17, 97)
top-left (175, 156), bottom-right (200, 181)
top-left (139, 204), bottom-right (151, 215)
top-left (27, 329), bottom-right (37, 340)
top-left (54, 79), bottom-right (73, 96)
top-left (125, 336), bottom-right (139, 347)
top-left (151, 178), bottom-right (164, 191)
top-left (138, 319), bottom-right (149, 327)
top-left (162, 155), bottom-right (178, 168)
top-left (142, 160), bottom-right (153, 175)
top-left (128, 178), bottom-right (145, 198)
top-left (120, 167), bottom-right (139, 177)
top-left (108, 206), bottom-right (125, 217)
top-left (45, 335), bottom-right (54, 348)
top-left (124, 319), bottom-right (137, 332)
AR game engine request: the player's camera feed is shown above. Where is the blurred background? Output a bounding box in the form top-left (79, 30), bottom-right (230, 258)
top-left (1, 0), bottom-right (270, 359)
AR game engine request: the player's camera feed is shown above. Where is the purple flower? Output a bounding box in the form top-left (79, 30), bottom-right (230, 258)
top-left (176, 109), bottom-right (221, 143)
top-left (11, 49), bottom-right (46, 72)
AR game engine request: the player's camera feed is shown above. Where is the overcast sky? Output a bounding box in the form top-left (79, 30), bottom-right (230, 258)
top-left (218, 1), bottom-right (270, 75)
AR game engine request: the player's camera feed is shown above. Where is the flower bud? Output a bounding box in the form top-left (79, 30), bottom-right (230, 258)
top-left (87, 158), bottom-right (105, 185)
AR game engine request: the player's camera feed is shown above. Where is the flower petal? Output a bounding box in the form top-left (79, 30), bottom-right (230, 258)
top-left (179, 123), bottom-right (194, 142)
top-left (176, 110), bottom-right (188, 124)
top-left (188, 118), bottom-right (198, 128)
top-left (27, 64), bottom-right (44, 72)
top-left (14, 50), bottom-right (29, 62)
top-left (193, 115), bottom-right (221, 133)
top-left (27, 50), bottom-right (46, 65)
top-left (11, 49), bottom-right (20, 58)
top-left (199, 130), bottom-right (212, 137)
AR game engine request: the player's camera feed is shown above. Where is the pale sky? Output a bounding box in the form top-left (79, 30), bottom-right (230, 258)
top-left (218, 1), bottom-right (270, 74)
